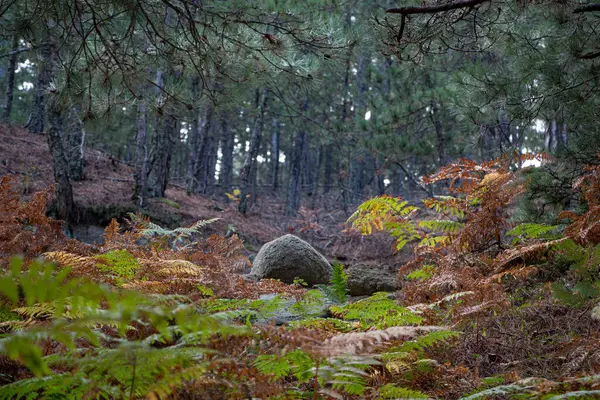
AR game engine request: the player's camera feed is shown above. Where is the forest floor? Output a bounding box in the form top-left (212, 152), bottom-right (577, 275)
top-left (0, 124), bottom-right (407, 266)
top-left (2, 124), bottom-right (600, 399)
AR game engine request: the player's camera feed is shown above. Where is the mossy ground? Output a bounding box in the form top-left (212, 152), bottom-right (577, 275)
top-left (94, 250), bottom-right (140, 285)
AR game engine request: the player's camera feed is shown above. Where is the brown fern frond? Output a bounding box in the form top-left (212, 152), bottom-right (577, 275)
top-left (155, 262), bottom-right (206, 278)
top-left (122, 281), bottom-right (171, 293)
top-left (43, 251), bottom-right (97, 272)
top-left (493, 239), bottom-right (566, 272)
top-left (489, 265), bottom-right (539, 283)
top-left (304, 326), bottom-right (448, 357)
top-left (0, 318), bottom-right (35, 333)
top-left (0, 176), bottom-right (65, 264)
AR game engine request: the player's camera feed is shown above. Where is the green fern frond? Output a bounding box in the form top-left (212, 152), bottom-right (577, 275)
top-left (459, 379), bottom-right (542, 399)
top-left (378, 383), bottom-right (430, 399)
top-left (317, 262), bottom-right (349, 304)
top-left (418, 235), bottom-right (449, 248)
top-left (330, 292), bottom-right (422, 329)
top-left (506, 223), bottom-right (561, 244)
top-left (406, 265), bottom-right (436, 281)
top-left (419, 219), bottom-right (464, 233)
top-left (394, 330), bottom-right (461, 355)
top-left (173, 218), bottom-right (220, 237)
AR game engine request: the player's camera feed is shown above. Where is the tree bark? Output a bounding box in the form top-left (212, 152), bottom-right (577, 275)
top-left (323, 144), bottom-right (334, 194)
top-left (132, 99), bottom-right (148, 207)
top-left (286, 128), bottom-right (306, 216)
top-left (186, 75), bottom-right (202, 193)
top-left (47, 99), bottom-right (75, 228)
top-left (2, 35), bottom-right (18, 123)
top-left (270, 118), bottom-right (280, 191)
top-left (238, 89), bottom-right (268, 214)
top-left (310, 145), bottom-right (323, 209)
top-left (146, 70), bottom-right (177, 198)
top-left (63, 105), bottom-right (85, 181)
top-left (26, 40), bottom-right (54, 134)
top-left (219, 113), bottom-right (234, 192)
top-left (188, 105), bottom-right (214, 193)
top-left (201, 123), bottom-right (217, 193)
top-left (42, 37), bottom-right (75, 227)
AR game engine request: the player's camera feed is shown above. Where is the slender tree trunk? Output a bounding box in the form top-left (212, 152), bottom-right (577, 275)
top-left (132, 99), bottom-right (148, 207)
top-left (41, 37), bottom-right (75, 227)
top-left (545, 119), bottom-right (558, 153)
top-left (238, 89), bottom-right (268, 214)
top-left (219, 113), bottom-right (234, 192)
top-left (186, 75), bottom-right (202, 193)
top-left (323, 143), bottom-right (334, 194)
top-left (47, 99), bottom-right (75, 227)
top-left (286, 128), bottom-right (306, 216)
top-left (375, 158), bottom-right (386, 195)
top-left (201, 124), bottom-right (216, 194)
top-left (310, 145), bottom-right (323, 209)
top-left (392, 167), bottom-right (404, 197)
top-left (146, 70), bottom-right (177, 198)
top-left (431, 102), bottom-right (447, 167)
top-left (26, 40), bottom-right (54, 134)
top-left (2, 35), bottom-right (18, 123)
top-left (191, 106), bottom-right (214, 193)
top-left (271, 118), bottom-right (279, 191)
top-left (63, 105), bottom-right (85, 181)
top-left (348, 54), bottom-right (369, 205)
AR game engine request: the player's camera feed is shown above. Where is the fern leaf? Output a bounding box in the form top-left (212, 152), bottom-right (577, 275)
top-left (379, 383), bottom-right (430, 399)
top-left (419, 219), bottom-right (464, 234)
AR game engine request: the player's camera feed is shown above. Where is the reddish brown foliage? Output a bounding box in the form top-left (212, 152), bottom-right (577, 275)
top-left (562, 163), bottom-right (600, 245)
top-left (0, 176), bottom-right (65, 264)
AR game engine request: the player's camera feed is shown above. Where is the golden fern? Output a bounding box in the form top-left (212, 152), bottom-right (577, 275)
top-left (43, 251), bottom-right (96, 271)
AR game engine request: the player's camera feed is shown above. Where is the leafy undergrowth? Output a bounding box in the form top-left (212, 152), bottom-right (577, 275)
top-left (1, 155), bottom-right (600, 399)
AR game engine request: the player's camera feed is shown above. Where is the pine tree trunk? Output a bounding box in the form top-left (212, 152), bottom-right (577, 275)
top-left (323, 143), bottom-right (334, 194)
top-left (310, 145), bottom-right (323, 209)
top-left (201, 126), bottom-right (216, 194)
top-left (132, 99), bottom-right (148, 207)
top-left (146, 70), bottom-right (176, 198)
top-left (189, 106), bottom-right (214, 193)
top-left (392, 167), bottom-right (404, 197)
top-left (347, 54), bottom-right (369, 205)
top-left (63, 106), bottom-right (85, 181)
top-left (42, 36), bottom-right (75, 227)
top-left (238, 89), bottom-right (268, 215)
top-left (219, 113), bottom-right (234, 192)
top-left (186, 75), bottom-right (202, 193)
top-left (431, 102), bottom-right (447, 167)
top-left (47, 99), bottom-right (75, 227)
top-left (2, 35), bottom-right (18, 123)
top-left (26, 40), bottom-right (54, 134)
top-left (286, 129), bottom-right (306, 216)
top-left (271, 118), bottom-right (279, 191)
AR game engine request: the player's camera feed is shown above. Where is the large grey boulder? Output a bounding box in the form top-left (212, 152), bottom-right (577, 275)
top-left (346, 263), bottom-right (399, 296)
top-left (250, 234), bottom-right (332, 285)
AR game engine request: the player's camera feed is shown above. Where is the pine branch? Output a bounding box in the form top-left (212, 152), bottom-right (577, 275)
top-left (386, 0), bottom-right (489, 15)
top-left (573, 4), bottom-right (600, 13)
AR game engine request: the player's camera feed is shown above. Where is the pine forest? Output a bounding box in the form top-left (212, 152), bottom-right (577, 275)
top-left (1, 0), bottom-right (600, 399)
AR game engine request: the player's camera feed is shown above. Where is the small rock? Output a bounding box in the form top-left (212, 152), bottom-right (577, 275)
top-left (250, 234), bottom-right (332, 286)
top-left (346, 263), bottom-right (399, 296)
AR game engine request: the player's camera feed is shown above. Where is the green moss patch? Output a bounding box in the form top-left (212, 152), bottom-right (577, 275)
top-left (94, 250), bottom-right (141, 283)
top-left (0, 303), bottom-right (19, 323)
